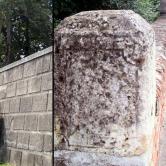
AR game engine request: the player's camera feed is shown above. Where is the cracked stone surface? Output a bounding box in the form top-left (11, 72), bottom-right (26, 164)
top-left (54, 10), bottom-right (156, 165)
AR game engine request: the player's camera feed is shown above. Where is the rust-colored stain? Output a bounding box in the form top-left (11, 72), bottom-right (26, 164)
top-left (134, 135), bottom-right (148, 155)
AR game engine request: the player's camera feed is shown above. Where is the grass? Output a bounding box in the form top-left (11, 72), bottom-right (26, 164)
top-left (0, 164), bottom-right (10, 166)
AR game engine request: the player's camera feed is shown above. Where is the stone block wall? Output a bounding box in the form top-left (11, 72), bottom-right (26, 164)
top-left (0, 47), bottom-right (52, 166)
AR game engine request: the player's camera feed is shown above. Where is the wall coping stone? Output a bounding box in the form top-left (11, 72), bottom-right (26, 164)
top-left (0, 46), bottom-right (52, 73)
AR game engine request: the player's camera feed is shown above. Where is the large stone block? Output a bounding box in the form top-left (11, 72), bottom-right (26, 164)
top-left (42, 54), bottom-right (51, 72)
top-left (4, 66), bottom-right (23, 83)
top-left (6, 82), bottom-right (16, 97)
top-left (0, 100), bottom-right (10, 114)
top-left (41, 73), bottom-right (52, 91)
top-left (43, 134), bottom-right (52, 152)
top-left (24, 115), bottom-right (38, 131)
top-left (47, 92), bottom-right (52, 111)
top-left (9, 98), bottom-right (20, 113)
top-left (0, 85), bottom-right (6, 99)
top-left (43, 155), bottom-right (52, 166)
top-left (54, 10), bottom-right (156, 165)
top-left (17, 132), bottom-right (29, 149)
top-left (0, 73), bottom-right (4, 85)
top-left (34, 155), bottom-right (43, 166)
top-left (21, 152), bottom-right (35, 166)
top-left (6, 131), bottom-right (17, 147)
top-left (38, 114), bottom-right (52, 131)
top-left (10, 150), bottom-right (22, 166)
top-left (13, 115), bottom-right (24, 130)
top-left (36, 57), bottom-right (43, 74)
top-left (3, 116), bottom-right (12, 129)
top-left (23, 60), bottom-right (36, 78)
top-left (29, 134), bottom-right (44, 152)
top-left (20, 96), bottom-right (32, 113)
top-left (16, 80), bottom-right (28, 95)
top-left (32, 93), bottom-right (47, 112)
top-left (28, 76), bottom-right (41, 93)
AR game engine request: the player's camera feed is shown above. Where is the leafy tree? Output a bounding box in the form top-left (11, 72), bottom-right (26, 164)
top-left (54, 0), bottom-right (160, 28)
top-left (0, 0), bottom-right (52, 66)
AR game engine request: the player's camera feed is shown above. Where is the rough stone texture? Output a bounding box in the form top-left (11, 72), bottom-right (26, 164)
top-left (0, 48), bottom-right (52, 165)
top-left (54, 10), bottom-right (156, 165)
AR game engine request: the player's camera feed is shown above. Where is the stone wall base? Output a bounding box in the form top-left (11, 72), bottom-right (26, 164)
top-left (54, 150), bottom-right (150, 166)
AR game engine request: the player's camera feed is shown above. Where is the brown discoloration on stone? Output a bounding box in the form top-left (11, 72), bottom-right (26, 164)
top-left (134, 135), bottom-right (147, 155)
top-left (54, 10), bottom-right (156, 157)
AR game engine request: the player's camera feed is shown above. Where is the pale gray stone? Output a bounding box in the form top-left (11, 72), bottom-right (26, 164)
top-left (4, 66), bottom-right (23, 83)
top-left (43, 134), bottom-right (52, 152)
top-left (23, 60), bottom-right (36, 78)
top-left (29, 134), bottom-right (43, 152)
top-left (20, 96), bottom-right (32, 113)
top-left (16, 80), bottom-right (28, 95)
top-left (42, 54), bottom-right (51, 72)
top-left (6, 131), bottom-right (17, 147)
top-left (17, 132), bottom-right (29, 149)
top-left (47, 92), bottom-right (52, 111)
top-left (38, 114), bottom-right (52, 131)
top-left (10, 150), bottom-right (22, 166)
top-left (13, 115), bottom-right (24, 130)
top-left (32, 93), bottom-right (47, 112)
top-left (41, 73), bottom-right (52, 91)
top-left (0, 100), bottom-right (10, 114)
top-left (0, 85), bottom-right (6, 99)
top-left (0, 73), bottom-right (4, 85)
top-left (9, 98), bottom-right (20, 113)
top-left (34, 155), bottom-right (43, 166)
top-left (3, 116), bottom-right (13, 129)
top-left (21, 152), bottom-right (35, 166)
top-left (28, 76), bottom-right (41, 93)
top-left (36, 57), bottom-right (43, 74)
top-left (54, 150), bottom-right (146, 166)
top-left (24, 115), bottom-right (38, 131)
top-left (43, 155), bottom-right (52, 166)
top-left (6, 82), bottom-right (16, 97)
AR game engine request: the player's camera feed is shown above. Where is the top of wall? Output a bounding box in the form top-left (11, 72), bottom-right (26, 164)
top-left (0, 46), bottom-right (52, 73)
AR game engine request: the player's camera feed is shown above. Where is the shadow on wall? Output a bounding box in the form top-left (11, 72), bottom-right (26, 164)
top-left (0, 117), bottom-right (7, 163)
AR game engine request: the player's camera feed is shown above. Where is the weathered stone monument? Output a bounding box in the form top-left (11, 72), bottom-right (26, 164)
top-left (54, 10), bottom-right (156, 165)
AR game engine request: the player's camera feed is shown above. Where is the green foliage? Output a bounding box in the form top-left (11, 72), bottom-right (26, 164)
top-left (0, 0), bottom-right (52, 66)
top-left (0, 164), bottom-right (11, 166)
top-left (133, 0), bottom-right (160, 22)
top-left (54, 0), bottom-right (160, 28)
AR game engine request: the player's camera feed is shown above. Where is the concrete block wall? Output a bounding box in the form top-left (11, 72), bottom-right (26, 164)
top-left (0, 47), bottom-right (52, 166)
